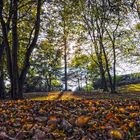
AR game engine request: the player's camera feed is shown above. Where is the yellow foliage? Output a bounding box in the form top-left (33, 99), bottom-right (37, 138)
top-left (128, 121), bottom-right (135, 128)
top-left (130, 112), bottom-right (139, 118)
top-left (23, 124), bottom-right (33, 130)
top-left (110, 130), bottom-right (123, 139)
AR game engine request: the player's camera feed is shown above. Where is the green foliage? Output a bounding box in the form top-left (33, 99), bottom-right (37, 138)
top-left (51, 80), bottom-right (61, 87)
top-left (135, 23), bottom-right (140, 31)
top-left (83, 83), bottom-right (94, 92)
top-left (25, 37), bottom-right (62, 92)
top-left (71, 54), bottom-right (89, 68)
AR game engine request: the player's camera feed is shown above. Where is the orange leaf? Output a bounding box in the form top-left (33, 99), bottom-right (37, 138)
top-left (49, 116), bottom-right (57, 121)
top-left (75, 115), bottom-right (91, 127)
top-left (118, 107), bottom-right (126, 113)
top-left (105, 113), bottom-right (114, 120)
top-left (38, 109), bottom-right (46, 113)
top-left (89, 106), bottom-right (97, 112)
top-left (120, 124), bottom-right (128, 132)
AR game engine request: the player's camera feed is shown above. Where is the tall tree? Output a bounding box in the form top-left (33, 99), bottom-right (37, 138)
top-left (47, 0), bottom-right (80, 91)
top-left (79, 0), bottom-right (126, 93)
top-left (79, 0), bottom-right (108, 91)
top-left (0, 0), bottom-right (42, 99)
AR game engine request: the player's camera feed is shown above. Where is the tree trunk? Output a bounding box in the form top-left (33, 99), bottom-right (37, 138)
top-left (11, 0), bottom-right (19, 99)
top-left (18, 79), bottom-right (24, 99)
top-left (0, 50), bottom-right (5, 99)
top-left (92, 27), bottom-right (108, 91)
top-left (0, 69), bottom-right (5, 99)
top-left (98, 55), bottom-right (108, 91)
top-left (0, 42), bottom-right (5, 99)
top-left (64, 35), bottom-right (68, 91)
top-left (99, 40), bottom-right (114, 93)
top-left (94, 43), bottom-right (108, 91)
top-left (46, 78), bottom-right (49, 91)
top-left (48, 73), bottom-right (52, 92)
top-left (78, 78), bottom-right (81, 91)
top-left (95, 17), bottom-right (114, 93)
top-left (112, 42), bottom-right (116, 93)
top-left (100, 65), bottom-right (108, 91)
top-left (85, 76), bottom-right (88, 91)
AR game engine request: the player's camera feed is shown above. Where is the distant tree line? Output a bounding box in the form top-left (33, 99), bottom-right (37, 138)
top-left (94, 72), bottom-right (140, 89)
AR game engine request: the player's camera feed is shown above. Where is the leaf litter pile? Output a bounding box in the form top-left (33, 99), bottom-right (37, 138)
top-left (0, 98), bottom-right (140, 140)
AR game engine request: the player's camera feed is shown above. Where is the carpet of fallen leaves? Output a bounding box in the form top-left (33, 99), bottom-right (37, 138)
top-left (0, 91), bottom-right (140, 140)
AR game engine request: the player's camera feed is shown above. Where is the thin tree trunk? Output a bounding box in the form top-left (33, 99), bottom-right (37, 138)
top-left (78, 78), bottom-right (80, 91)
top-left (112, 42), bottom-right (116, 93)
top-left (63, 21), bottom-right (68, 91)
top-left (64, 41), bottom-right (67, 91)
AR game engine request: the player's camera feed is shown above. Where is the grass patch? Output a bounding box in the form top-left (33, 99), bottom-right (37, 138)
top-left (118, 84), bottom-right (140, 93)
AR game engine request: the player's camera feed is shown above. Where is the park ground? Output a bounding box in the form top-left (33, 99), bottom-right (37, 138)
top-left (0, 84), bottom-right (140, 139)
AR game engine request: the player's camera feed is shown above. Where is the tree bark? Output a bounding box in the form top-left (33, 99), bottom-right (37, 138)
top-left (0, 42), bottom-right (5, 99)
top-left (112, 42), bottom-right (116, 93)
top-left (12, 0), bottom-right (19, 99)
top-left (99, 64), bottom-right (108, 91)
top-left (63, 19), bottom-right (68, 91)
top-left (0, 68), bottom-right (5, 99)
top-left (97, 51), bottom-right (108, 91)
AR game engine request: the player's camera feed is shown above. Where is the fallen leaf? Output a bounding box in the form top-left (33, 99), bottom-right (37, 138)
top-left (75, 115), bottom-right (91, 127)
top-left (109, 129), bottom-right (123, 139)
